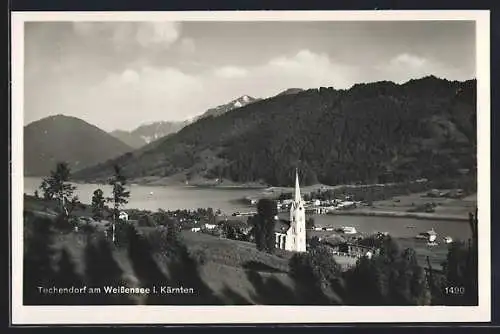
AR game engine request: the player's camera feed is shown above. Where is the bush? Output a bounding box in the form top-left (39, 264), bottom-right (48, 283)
top-left (113, 222), bottom-right (136, 248)
top-left (137, 214), bottom-right (155, 227)
top-left (53, 214), bottom-right (75, 233)
top-left (190, 249), bottom-right (207, 266)
top-left (80, 222), bottom-right (97, 234)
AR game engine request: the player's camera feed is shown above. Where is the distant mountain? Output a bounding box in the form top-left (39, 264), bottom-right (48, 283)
top-left (24, 115), bottom-right (133, 177)
top-left (74, 76), bottom-right (477, 187)
top-left (110, 121), bottom-right (189, 149)
top-left (195, 95), bottom-right (260, 121)
top-left (276, 88), bottom-right (304, 96)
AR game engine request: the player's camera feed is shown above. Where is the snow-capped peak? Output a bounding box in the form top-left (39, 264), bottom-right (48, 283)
top-left (242, 95), bottom-right (250, 103)
top-left (234, 101), bottom-right (243, 108)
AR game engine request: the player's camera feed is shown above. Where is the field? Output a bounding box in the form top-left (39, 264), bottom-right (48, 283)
top-left (364, 192), bottom-right (477, 217)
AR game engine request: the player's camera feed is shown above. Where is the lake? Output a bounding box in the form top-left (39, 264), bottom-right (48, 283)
top-left (24, 177), bottom-right (473, 242)
top-left (24, 176), bottom-right (262, 212)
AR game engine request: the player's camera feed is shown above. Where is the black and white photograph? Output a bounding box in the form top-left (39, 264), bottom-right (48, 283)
top-left (11, 10), bottom-right (490, 324)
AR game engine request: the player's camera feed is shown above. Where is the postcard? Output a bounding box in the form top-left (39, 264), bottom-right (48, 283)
top-left (10, 9), bottom-right (490, 324)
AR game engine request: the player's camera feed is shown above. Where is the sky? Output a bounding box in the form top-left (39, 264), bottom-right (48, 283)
top-left (24, 20), bottom-right (476, 132)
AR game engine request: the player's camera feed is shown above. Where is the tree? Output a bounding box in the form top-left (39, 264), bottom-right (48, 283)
top-left (91, 189), bottom-right (106, 221)
top-left (66, 195), bottom-right (80, 218)
top-left (40, 179), bottom-right (55, 200)
top-left (306, 217), bottom-right (315, 230)
top-left (345, 236), bottom-right (430, 306)
top-left (309, 236), bottom-right (321, 249)
top-left (253, 199), bottom-right (278, 253)
top-left (289, 245), bottom-right (342, 304)
top-left (206, 207), bottom-right (216, 225)
top-left (388, 248), bottom-right (430, 305)
top-left (438, 209), bottom-right (478, 305)
top-left (107, 165), bottom-right (130, 243)
top-left (39, 162), bottom-right (77, 218)
top-left (222, 224), bottom-right (236, 240)
top-left (346, 255), bottom-right (386, 305)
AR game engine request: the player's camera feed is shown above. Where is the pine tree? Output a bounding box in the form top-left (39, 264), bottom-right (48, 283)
top-left (91, 188), bottom-right (106, 221)
top-left (40, 162), bottom-right (77, 218)
top-left (255, 199), bottom-right (278, 253)
top-left (107, 165), bottom-right (130, 243)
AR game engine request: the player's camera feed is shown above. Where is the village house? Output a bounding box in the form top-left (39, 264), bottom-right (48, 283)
top-left (204, 223), bottom-right (218, 230)
top-left (324, 240), bottom-right (380, 259)
top-left (223, 219), bottom-right (252, 235)
top-left (118, 211), bottom-right (129, 221)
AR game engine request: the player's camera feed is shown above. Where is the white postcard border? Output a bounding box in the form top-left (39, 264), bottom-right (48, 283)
top-left (10, 10), bottom-right (491, 324)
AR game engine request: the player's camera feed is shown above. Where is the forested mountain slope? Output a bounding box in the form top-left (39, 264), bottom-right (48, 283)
top-left (73, 76), bottom-right (476, 187)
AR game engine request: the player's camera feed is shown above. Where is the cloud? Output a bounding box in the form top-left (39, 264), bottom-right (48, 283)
top-left (269, 49), bottom-right (330, 70)
top-left (389, 53), bottom-right (427, 68)
top-left (72, 22), bottom-right (182, 49)
top-left (373, 52), bottom-right (472, 83)
top-left (31, 47), bottom-right (470, 132)
top-left (213, 66), bottom-right (249, 79)
top-left (84, 66), bottom-right (206, 129)
top-left (120, 69), bottom-right (140, 84)
top-left (92, 49), bottom-right (356, 129)
top-left (179, 38), bottom-right (196, 55)
top-left (260, 49), bottom-right (357, 91)
top-left (135, 22), bottom-right (181, 47)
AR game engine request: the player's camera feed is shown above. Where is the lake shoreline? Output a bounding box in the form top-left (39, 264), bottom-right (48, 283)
top-left (325, 210), bottom-right (470, 222)
top-left (68, 176), bottom-right (405, 192)
top-left (25, 176), bottom-right (474, 233)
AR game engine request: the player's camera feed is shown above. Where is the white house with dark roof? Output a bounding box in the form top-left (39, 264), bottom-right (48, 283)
top-left (118, 211), bottom-right (129, 221)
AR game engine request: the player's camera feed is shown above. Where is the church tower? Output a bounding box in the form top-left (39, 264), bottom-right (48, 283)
top-left (285, 169), bottom-right (307, 252)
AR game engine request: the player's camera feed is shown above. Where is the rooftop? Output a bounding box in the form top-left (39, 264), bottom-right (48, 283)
top-left (274, 219), bottom-right (291, 233)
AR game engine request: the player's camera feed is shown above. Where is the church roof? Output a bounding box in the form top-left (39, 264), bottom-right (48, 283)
top-left (294, 168), bottom-right (302, 203)
top-left (274, 219), bottom-right (290, 233)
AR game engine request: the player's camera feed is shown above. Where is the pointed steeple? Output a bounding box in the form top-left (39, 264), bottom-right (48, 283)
top-left (294, 168), bottom-right (301, 203)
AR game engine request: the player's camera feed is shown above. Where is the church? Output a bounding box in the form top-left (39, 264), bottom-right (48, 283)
top-left (274, 169), bottom-right (307, 252)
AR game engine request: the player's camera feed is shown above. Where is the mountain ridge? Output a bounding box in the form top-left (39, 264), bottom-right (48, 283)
top-left (24, 114), bottom-right (133, 177)
top-left (110, 120), bottom-right (189, 149)
top-left (276, 88), bottom-right (304, 96)
top-left (194, 95), bottom-right (260, 121)
top-left (73, 76), bottom-right (477, 187)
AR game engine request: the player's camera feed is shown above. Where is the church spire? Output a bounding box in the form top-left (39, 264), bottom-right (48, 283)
top-left (294, 168), bottom-right (301, 203)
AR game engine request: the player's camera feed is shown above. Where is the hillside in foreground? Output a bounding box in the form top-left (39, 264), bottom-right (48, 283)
top-left (23, 196), bottom-right (330, 305)
top-left (24, 115), bottom-right (133, 177)
top-left (73, 76), bottom-right (477, 187)
top-left (23, 195), bottom-right (477, 306)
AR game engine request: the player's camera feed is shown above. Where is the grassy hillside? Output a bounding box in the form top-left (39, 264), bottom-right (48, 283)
top-left (24, 115), bottom-right (133, 176)
top-left (24, 193), bottom-right (349, 305)
top-left (23, 216), bottom-right (311, 304)
top-left (73, 76), bottom-right (476, 187)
